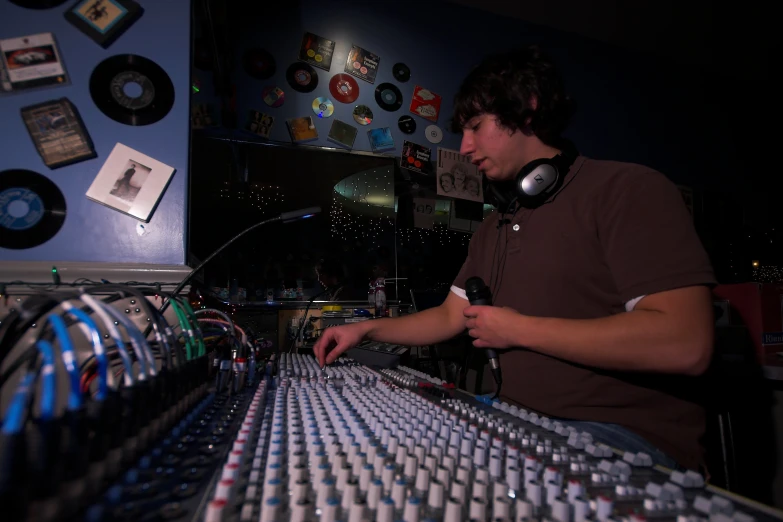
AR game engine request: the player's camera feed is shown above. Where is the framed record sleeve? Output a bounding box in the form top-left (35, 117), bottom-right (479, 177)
top-left (85, 143), bottom-right (175, 222)
top-left (65, 0), bottom-right (144, 49)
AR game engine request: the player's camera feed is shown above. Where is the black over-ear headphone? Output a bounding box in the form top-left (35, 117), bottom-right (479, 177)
top-left (487, 141), bottom-right (579, 210)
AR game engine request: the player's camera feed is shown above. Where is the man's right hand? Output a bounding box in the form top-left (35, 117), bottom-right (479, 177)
top-left (313, 322), bottom-right (369, 367)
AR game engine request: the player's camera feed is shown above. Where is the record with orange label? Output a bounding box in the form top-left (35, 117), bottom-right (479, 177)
top-left (329, 73), bottom-right (359, 104)
top-left (286, 62), bottom-right (318, 93)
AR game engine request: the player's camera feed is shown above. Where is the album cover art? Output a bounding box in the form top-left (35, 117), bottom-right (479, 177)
top-left (0, 33), bottom-right (68, 92)
top-left (327, 119), bottom-right (358, 149)
top-left (65, 0), bottom-right (143, 48)
top-left (298, 32), bottom-right (335, 72)
top-left (287, 115), bottom-right (318, 143)
top-left (436, 147), bottom-right (483, 202)
top-left (191, 103), bottom-right (215, 129)
top-left (400, 140), bottom-right (431, 174)
top-left (344, 44), bottom-right (380, 84)
top-left (409, 85), bottom-right (442, 122)
top-left (20, 97), bottom-right (96, 169)
top-left (86, 143), bottom-right (175, 222)
top-left (247, 109), bottom-right (274, 138)
top-left (413, 197), bottom-right (436, 229)
top-left (368, 127), bottom-right (394, 152)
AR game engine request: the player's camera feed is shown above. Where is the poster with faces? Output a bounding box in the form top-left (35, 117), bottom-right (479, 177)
top-left (436, 147), bottom-right (483, 202)
top-left (413, 197), bottom-right (436, 229)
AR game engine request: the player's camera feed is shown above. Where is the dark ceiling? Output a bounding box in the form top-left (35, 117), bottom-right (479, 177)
top-left (449, 0), bottom-right (774, 76)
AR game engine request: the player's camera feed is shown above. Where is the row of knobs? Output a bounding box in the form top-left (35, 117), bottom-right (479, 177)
top-left (202, 356), bottom-right (653, 521)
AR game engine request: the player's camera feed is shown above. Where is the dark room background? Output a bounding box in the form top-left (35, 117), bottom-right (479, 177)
top-left (188, 0), bottom-right (780, 299)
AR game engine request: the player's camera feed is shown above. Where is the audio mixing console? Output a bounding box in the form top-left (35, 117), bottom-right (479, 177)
top-left (78, 353), bottom-right (783, 522)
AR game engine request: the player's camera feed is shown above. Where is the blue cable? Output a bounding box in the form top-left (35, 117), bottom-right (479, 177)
top-left (1, 372), bottom-right (35, 434)
top-left (61, 309), bottom-right (110, 400)
top-left (35, 339), bottom-right (57, 421)
top-left (76, 296), bottom-right (134, 387)
top-left (47, 314), bottom-right (97, 404)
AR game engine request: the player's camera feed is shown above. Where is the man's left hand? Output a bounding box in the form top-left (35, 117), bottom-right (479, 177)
top-left (463, 305), bottom-right (525, 349)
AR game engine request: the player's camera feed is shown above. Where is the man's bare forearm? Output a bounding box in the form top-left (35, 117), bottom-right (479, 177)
top-left (364, 305), bottom-right (464, 346)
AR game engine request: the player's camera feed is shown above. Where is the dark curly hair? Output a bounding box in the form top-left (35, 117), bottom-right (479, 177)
top-left (451, 45), bottom-right (575, 145)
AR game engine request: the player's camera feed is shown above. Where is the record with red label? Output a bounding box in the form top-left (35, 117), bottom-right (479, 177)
top-left (286, 62), bottom-right (318, 93)
top-left (243, 47), bottom-right (276, 80)
top-left (329, 73), bottom-right (359, 104)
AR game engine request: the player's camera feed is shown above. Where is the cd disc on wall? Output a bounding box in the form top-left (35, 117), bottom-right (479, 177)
top-left (286, 62), bottom-right (318, 93)
top-left (375, 82), bottom-right (403, 111)
top-left (329, 73), bottom-right (359, 103)
top-left (0, 169), bottom-right (66, 249)
top-left (262, 86), bottom-right (285, 108)
top-left (398, 115), bottom-right (416, 134)
top-left (392, 62), bottom-right (411, 82)
top-left (353, 105), bottom-right (373, 126)
top-left (312, 97), bottom-right (334, 118)
top-left (425, 125), bottom-right (443, 143)
top-left (90, 54), bottom-right (175, 126)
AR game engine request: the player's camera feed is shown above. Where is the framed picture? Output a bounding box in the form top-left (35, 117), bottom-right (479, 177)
top-left (64, 0), bottom-right (144, 49)
top-left (85, 143), bottom-right (175, 222)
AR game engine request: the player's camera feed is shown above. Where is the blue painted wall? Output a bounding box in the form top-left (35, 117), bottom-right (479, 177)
top-left (214, 0), bottom-right (735, 191)
top-left (0, 0), bottom-right (191, 264)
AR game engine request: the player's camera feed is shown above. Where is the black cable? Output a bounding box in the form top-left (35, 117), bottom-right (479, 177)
top-left (283, 286), bottom-right (334, 365)
top-left (158, 214), bottom-right (284, 317)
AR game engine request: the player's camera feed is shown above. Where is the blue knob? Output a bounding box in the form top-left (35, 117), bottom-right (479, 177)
top-left (107, 485), bottom-right (123, 504)
top-left (125, 469), bottom-right (139, 484)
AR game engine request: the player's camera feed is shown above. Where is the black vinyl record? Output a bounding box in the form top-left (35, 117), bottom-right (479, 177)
top-left (194, 38), bottom-right (214, 71)
top-left (0, 169), bottom-right (66, 249)
top-left (243, 47), bottom-right (276, 79)
top-left (90, 54), bottom-right (175, 126)
top-left (398, 115), bottom-right (416, 134)
top-left (8, 0), bottom-right (67, 8)
top-left (286, 62), bottom-right (318, 93)
top-left (392, 62), bottom-right (411, 82)
top-left (375, 82), bottom-right (403, 112)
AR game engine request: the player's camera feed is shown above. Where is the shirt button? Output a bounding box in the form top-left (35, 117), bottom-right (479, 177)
top-left (512, 224), bottom-right (520, 231)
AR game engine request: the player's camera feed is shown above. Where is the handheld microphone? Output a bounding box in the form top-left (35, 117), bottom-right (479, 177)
top-left (465, 276), bottom-right (503, 398)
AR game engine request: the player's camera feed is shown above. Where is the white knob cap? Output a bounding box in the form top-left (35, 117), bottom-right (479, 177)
top-left (469, 497), bottom-right (487, 522)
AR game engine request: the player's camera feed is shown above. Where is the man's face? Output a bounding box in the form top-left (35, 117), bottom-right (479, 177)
top-left (440, 175), bottom-right (453, 192)
top-left (459, 114), bottom-right (526, 181)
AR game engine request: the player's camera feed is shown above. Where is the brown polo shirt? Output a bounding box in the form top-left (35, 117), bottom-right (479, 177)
top-left (452, 156), bottom-right (716, 470)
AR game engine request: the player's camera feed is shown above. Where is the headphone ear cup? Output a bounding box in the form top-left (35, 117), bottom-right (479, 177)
top-left (515, 160), bottom-right (560, 208)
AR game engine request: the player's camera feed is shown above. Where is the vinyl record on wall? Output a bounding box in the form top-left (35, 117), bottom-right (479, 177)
top-left (329, 73), bottom-right (359, 104)
top-left (90, 54), bottom-right (175, 126)
top-left (243, 47), bottom-right (276, 79)
top-left (392, 62), bottom-right (411, 82)
top-left (286, 62), bottom-right (318, 93)
top-left (0, 169), bottom-right (66, 249)
top-left (375, 82), bottom-right (403, 112)
top-left (194, 37), bottom-right (214, 71)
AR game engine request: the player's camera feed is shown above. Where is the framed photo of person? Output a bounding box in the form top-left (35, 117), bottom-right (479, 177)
top-left (436, 147), bottom-right (483, 202)
top-left (85, 143), bottom-right (175, 222)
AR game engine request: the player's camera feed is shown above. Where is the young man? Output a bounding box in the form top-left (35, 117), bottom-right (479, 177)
top-left (314, 46), bottom-right (715, 470)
